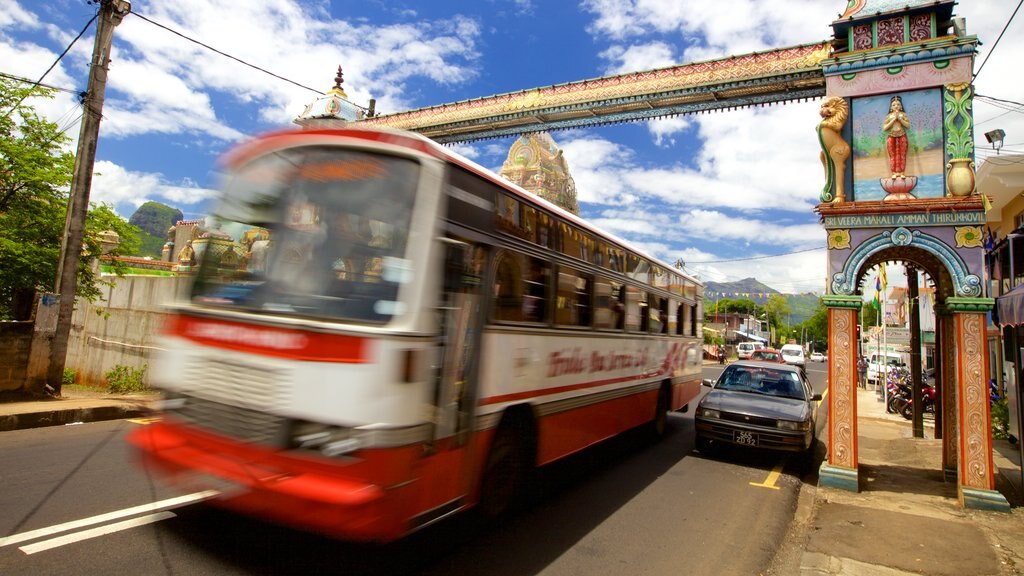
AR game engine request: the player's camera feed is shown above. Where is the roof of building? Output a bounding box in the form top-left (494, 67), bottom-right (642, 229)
top-left (838, 0), bottom-right (952, 20)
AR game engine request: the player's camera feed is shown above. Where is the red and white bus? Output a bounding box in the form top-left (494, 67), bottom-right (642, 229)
top-left (127, 125), bottom-right (705, 542)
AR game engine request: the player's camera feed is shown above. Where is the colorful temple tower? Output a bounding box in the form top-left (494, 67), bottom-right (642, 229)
top-left (817, 0), bottom-right (1007, 510)
top-left (499, 133), bottom-right (580, 215)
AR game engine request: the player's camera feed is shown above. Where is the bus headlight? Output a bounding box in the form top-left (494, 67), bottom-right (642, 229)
top-left (290, 421), bottom-right (364, 457)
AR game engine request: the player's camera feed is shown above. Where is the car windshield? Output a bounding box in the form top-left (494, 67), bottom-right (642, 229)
top-left (716, 366), bottom-right (806, 400)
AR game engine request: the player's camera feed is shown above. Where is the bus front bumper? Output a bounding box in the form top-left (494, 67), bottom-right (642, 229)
top-left (126, 422), bottom-right (403, 542)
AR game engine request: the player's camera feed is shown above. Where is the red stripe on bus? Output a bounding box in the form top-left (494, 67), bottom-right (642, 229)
top-left (479, 371), bottom-right (668, 406)
top-left (168, 315), bottom-right (369, 363)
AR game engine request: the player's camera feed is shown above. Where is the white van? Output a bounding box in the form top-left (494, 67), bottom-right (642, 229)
top-left (736, 342), bottom-right (765, 359)
top-left (867, 352), bottom-right (905, 385)
top-left (779, 344), bottom-right (806, 369)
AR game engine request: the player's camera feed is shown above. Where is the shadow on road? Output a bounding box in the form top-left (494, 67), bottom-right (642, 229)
top-left (157, 414), bottom-right (699, 576)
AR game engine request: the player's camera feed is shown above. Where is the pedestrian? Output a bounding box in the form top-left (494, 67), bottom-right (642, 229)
top-left (857, 356), bottom-right (868, 388)
top-left (718, 347), bottom-right (726, 364)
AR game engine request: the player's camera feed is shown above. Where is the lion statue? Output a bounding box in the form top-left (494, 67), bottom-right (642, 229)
top-left (818, 96), bottom-right (851, 203)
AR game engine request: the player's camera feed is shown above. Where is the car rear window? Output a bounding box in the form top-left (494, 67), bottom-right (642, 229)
top-left (717, 366), bottom-right (805, 399)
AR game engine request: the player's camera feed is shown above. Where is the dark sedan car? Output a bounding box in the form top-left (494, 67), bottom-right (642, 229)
top-left (695, 361), bottom-right (821, 454)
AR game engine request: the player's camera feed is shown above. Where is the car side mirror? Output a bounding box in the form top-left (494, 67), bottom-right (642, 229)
top-left (811, 393), bottom-right (823, 402)
top-left (702, 378), bottom-right (714, 388)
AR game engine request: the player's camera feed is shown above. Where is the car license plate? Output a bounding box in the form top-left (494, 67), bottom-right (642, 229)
top-left (734, 430), bottom-right (758, 446)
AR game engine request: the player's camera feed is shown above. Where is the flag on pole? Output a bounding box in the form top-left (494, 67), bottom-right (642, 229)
top-left (879, 265), bottom-right (887, 291)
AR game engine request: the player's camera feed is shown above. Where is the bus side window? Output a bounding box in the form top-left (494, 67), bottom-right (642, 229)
top-left (493, 252), bottom-right (523, 322)
top-left (667, 299), bottom-right (679, 335)
top-left (655, 297), bottom-right (668, 334)
top-left (556, 267), bottom-right (592, 328)
top-left (523, 256), bottom-right (550, 323)
top-left (634, 291), bottom-right (651, 332)
top-left (624, 286), bottom-right (641, 332)
top-left (593, 277), bottom-right (623, 330)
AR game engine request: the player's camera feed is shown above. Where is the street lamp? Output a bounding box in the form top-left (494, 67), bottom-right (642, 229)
top-left (985, 129), bottom-right (1005, 155)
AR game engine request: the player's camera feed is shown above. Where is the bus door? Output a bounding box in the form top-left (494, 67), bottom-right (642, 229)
top-left (433, 237), bottom-right (485, 444)
top-left (411, 237), bottom-right (486, 525)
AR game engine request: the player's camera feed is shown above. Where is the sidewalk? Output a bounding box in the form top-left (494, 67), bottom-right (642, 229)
top-left (792, 386), bottom-right (1024, 576)
top-left (0, 387), bottom-right (156, 431)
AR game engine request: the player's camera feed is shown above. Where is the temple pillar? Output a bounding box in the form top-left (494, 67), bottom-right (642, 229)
top-left (947, 298), bottom-right (1009, 511)
top-left (819, 295), bottom-right (861, 491)
top-left (938, 311), bottom-right (958, 480)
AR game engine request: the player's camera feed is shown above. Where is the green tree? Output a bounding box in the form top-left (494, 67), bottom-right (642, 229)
top-left (802, 299), bottom-right (828, 353)
top-left (763, 294), bottom-right (790, 346)
top-left (0, 78), bottom-right (139, 320)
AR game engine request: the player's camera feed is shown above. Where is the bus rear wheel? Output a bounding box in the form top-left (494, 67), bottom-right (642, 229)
top-left (478, 414), bottom-right (534, 518)
top-left (649, 386), bottom-right (670, 440)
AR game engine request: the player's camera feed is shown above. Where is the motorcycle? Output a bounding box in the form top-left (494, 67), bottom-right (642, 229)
top-left (883, 366), bottom-right (936, 420)
top-left (891, 383), bottom-right (936, 421)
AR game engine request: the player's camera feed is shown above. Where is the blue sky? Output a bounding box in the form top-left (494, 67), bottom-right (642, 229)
top-left (2, 0), bottom-right (1022, 295)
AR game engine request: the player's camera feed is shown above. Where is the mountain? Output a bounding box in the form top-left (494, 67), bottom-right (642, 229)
top-left (705, 277), bottom-right (820, 324)
top-left (128, 201), bottom-right (183, 258)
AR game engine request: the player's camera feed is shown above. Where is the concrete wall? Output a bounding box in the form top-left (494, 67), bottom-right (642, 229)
top-left (66, 275), bottom-right (190, 387)
top-left (0, 322), bottom-right (33, 392)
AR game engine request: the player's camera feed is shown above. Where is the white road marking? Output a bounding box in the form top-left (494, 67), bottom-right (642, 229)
top-left (19, 512), bottom-right (176, 555)
top-left (0, 490), bottom-right (219, 548)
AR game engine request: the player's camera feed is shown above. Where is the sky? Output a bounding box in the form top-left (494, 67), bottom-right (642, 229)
top-left (1, 0), bottom-right (1022, 296)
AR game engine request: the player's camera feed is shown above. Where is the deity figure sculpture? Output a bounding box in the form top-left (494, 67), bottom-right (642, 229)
top-left (177, 241), bottom-right (195, 268)
top-left (883, 96), bottom-right (911, 178)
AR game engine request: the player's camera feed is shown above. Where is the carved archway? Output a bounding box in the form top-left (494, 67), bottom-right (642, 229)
top-left (830, 227), bottom-right (980, 299)
top-left (815, 1), bottom-right (1007, 510)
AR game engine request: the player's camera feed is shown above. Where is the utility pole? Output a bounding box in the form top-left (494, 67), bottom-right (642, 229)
top-left (47, 0), bottom-right (131, 394)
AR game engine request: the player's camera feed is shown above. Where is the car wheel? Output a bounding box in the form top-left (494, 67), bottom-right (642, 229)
top-left (696, 435), bottom-right (717, 455)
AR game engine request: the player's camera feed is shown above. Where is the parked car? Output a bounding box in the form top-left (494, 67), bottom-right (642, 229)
top-left (779, 344), bottom-right (806, 370)
top-left (736, 342), bottom-right (765, 360)
top-left (750, 349), bottom-right (786, 363)
top-left (810, 352), bottom-right (825, 362)
top-left (695, 361), bottom-right (821, 454)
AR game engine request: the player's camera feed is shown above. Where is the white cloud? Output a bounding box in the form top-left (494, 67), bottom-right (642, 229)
top-left (677, 209), bottom-right (824, 246)
top-left (647, 116), bottom-right (690, 146)
top-left (91, 160), bottom-right (219, 210)
top-left (599, 41), bottom-right (678, 74)
top-left (5, 0), bottom-right (483, 145)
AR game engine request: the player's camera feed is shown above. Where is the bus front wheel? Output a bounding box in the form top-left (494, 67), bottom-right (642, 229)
top-left (478, 412), bottom-right (535, 517)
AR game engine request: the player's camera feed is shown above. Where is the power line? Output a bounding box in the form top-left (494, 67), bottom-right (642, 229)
top-left (1, 12), bottom-right (97, 119)
top-left (976, 94), bottom-right (1024, 108)
top-left (974, 0), bottom-right (1023, 81)
top-left (687, 246), bottom-right (825, 264)
top-left (0, 72), bottom-right (80, 96)
top-left (130, 10), bottom-right (326, 97)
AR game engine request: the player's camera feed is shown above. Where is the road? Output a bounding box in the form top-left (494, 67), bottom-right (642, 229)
top-left (0, 361), bottom-right (829, 576)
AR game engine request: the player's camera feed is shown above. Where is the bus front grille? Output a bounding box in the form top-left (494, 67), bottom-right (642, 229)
top-left (175, 357), bottom-right (290, 445)
top-left (171, 395), bottom-right (287, 446)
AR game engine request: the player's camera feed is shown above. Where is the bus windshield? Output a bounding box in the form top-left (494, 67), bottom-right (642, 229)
top-left (188, 146), bottom-right (421, 324)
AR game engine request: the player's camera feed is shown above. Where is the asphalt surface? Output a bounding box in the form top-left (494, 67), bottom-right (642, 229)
top-left (3, 370), bottom-right (1024, 575)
